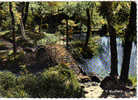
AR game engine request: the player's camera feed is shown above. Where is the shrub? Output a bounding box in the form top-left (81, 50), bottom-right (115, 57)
top-left (1, 87), bottom-right (29, 98)
top-left (37, 33), bottom-right (59, 45)
top-left (87, 36), bottom-right (101, 56)
top-left (0, 64), bottom-right (82, 98)
top-left (0, 71), bottom-right (30, 97)
top-left (129, 75), bottom-right (137, 87)
top-left (17, 74), bottom-right (38, 97)
top-left (0, 71), bottom-right (17, 89)
top-left (35, 64), bottom-right (82, 98)
top-left (70, 36), bottom-right (103, 59)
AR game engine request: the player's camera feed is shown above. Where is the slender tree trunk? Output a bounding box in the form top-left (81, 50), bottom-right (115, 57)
top-left (84, 8), bottom-right (91, 47)
top-left (66, 19), bottom-right (69, 48)
top-left (20, 3), bottom-right (29, 42)
top-left (9, 2), bottom-right (16, 57)
top-left (21, 2), bottom-right (25, 23)
top-left (20, 18), bottom-right (28, 41)
top-left (120, 2), bottom-right (136, 82)
top-left (23, 2), bottom-right (29, 28)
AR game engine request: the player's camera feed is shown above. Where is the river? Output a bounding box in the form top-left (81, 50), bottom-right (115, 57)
top-left (80, 36), bottom-right (137, 78)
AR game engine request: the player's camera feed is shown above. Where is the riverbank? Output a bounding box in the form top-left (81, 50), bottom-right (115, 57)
top-left (80, 81), bottom-right (136, 98)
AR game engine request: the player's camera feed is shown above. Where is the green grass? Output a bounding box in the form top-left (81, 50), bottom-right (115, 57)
top-left (0, 64), bottom-right (82, 98)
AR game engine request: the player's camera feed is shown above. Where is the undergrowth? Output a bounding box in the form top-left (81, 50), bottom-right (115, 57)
top-left (0, 64), bottom-right (83, 98)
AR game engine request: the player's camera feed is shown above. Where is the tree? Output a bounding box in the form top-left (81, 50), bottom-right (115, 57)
top-left (23, 2), bottom-right (29, 28)
top-left (19, 2), bottom-right (29, 28)
top-left (9, 2), bottom-right (16, 57)
top-left (120, 2), bottom-right (136, 82)
top-left (99, 2), bottom-right (118, 77)
top-left (16, 2), bottom-right (29, 42)
top-left (84, 8), bottom-right (91, 47)
top-left (65, 2), bottom-right (69, 48)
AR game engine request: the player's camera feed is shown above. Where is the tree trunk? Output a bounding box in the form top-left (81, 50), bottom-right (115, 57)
top-left (66, 19), bottom-right (69, 48)
top-left (108, 24), bottom-right (118, 77)
top-left (21, 2), bottom-right (25, 23)
top-left (9, 2), bottom-right (16, 57)
top-left (20, 3), bottom-right (30, 42)
top-left (20, 18), bottom-right (28, 41)
top-left (23, 2), bottom-right (29, 28)
top-left (106, 2), bottom-right (118, 77)
top-left (84, 8), bottom-right (91, 47)
top-left (120, 2), bottom-right (136, 82)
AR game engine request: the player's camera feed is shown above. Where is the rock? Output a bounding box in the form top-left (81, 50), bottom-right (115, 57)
top-left (90, 76), bottom-right (101, 83)
top-left (78, 74), bottom-right (91, 83)
top-left (88, 72), bottom-right (101, 83)
top-left (100, 76), bottom-right (119, 91)
top-left (81, 86), bottom-right (85, 89)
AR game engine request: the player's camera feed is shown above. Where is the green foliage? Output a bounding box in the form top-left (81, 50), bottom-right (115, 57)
top-left (35, 64), bottom-right (81, 98)
top-left (87, 36), bottom-right (101, 56)
top-left (129, 76), bottom-right (137, 87)
top-left (37, 33), bottom-right (59, 45)
top-left (98, 2), bottom-right (131, 36)
top-left (0, 71), bottom-right (17, 89)
top-left (0, 64), bottom-right (82, 98)
top-left (70, 36), bottom-right (103, 59)
top-left (0, 71), bottom-right (29, 97)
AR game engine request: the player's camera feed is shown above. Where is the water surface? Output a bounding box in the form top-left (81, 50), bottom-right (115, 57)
top-left (80, 37), bottom-right (137, 78)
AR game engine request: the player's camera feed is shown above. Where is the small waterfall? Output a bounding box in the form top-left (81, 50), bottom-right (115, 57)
top-left (81, 36), bottom-right (137, 78)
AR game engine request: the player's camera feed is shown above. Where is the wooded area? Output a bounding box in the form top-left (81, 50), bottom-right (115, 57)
top-left (0, 1), bottom-right (137, 98)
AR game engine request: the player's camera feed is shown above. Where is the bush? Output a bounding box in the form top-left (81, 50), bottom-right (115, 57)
top-left (87, 36), bottom-right (102, 56)
top-left (0, 64), bottom-right (82, 98)
top-left (37, 33), bottom-right (59, 45)
top-left (33, 64), bottom-right (82, 98)
top-left (129, 76), bottom-right (137, 87)
top-left (70, 36), bottom-right (103, 59)
top-left (1, 87), bottom-right (29, 98)
top-left (17, 74), bottom-right (38, 97)
top-left (0, 71), bottom-right (17, 89)
top-left (0, 71), bottom-right (30, 97)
